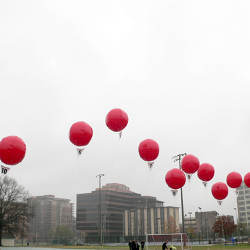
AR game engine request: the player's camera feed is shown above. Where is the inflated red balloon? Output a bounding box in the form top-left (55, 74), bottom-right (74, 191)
top-left (197, 163), bottom-right (215, 182)
top-left (106, 109), bottom-right (128, 132)
top-left (244, 173), bottom-right (250, 188)
top-left (138, 139), bottom-right (159, 162)
top-left (226, 172), bottom-right (242, 188)
top-left (69, 121), bottom-right (93, 147)
top-left (181, 154), bottom-right (200, 174)
top-left (211, 182), bottom-right (228, 200)
top-left (165, 168), bottom-right (186, 190)
top-left (0, 136), bottom-right (26, 165)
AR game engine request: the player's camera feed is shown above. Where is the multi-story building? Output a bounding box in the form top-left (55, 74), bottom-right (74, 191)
top-left (195, 211), bottom-right (217, 240)
top-left (28, 195), bottom-right (73, 242)
top-left (77, 183), bottom-right (169, 243)
top-left (124, 206), bottom-right (179, 239)
top-left (237, 183), bottom-right (250, 230)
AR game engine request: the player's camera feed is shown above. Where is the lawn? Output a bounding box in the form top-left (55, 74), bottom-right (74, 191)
top-left (41, 244), bottom-right (249, 250)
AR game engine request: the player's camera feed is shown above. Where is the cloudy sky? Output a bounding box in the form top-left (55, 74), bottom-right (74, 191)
top-left (1, 0), bottom-right (250, 220)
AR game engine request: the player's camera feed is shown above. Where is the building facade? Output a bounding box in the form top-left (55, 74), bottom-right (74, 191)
top-left (77, 183), bottom-right (166, 243)
top-left (124, 206), bottom-right (179, 239)
top-left (237, 183), bottom-right (250, 230)
top-left (195, 211), bottom-right (217, 240)
top-left (28, 195), bottom-right (73, 242)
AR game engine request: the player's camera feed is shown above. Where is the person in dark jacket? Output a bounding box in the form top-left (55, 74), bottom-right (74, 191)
top-left (131, 240), bottom-right (137, 250)
top-left (135, 241), bottom-right (140, 250)
top-left (140, 241), bottom-right (145, 250)
top-left (162, 241), bottom-right (168, 250)
top-left (128, 240), bottom-right (132, 250)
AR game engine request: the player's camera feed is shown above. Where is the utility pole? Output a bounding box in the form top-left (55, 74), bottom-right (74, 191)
top-left (173, 153), bottom-right (186, 234)
top-left (205, 213), bottom-right (208, 241)
top-left (198, 207), bottom-right (202, 241)
top-left (234, 207), bottom-right (239, 238)
top-left (188, 212), bottom-right (192, 240)
top-left (96, 174), bottom-right (104, 246)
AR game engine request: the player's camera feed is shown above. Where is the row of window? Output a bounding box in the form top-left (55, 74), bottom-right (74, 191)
top-left (239, 212), bottom-right (250, 217)
top-left (239, 205), bottom-right (250, 211)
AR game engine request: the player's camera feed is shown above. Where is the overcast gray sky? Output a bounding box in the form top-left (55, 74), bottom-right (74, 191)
top-left (1, 0), bottom-right (250, 219)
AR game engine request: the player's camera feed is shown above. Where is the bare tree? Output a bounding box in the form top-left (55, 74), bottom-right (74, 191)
top-left (212, 216), bottom-right (236, 239)
top-left (0, 176), bottom-right (29, 246)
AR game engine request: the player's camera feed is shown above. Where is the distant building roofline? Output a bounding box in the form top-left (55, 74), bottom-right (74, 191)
top-left (29, 195), bottom-right (71, 202)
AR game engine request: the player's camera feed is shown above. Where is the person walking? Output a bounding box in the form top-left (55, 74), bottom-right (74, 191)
top-left (135, 241), bottom-right (140, 250)
top-left (140, 240), bottom-right (145, 250)
top-left (131, 240), bottom-right (137, 250)
top-left (128, 240), bottom-right (132, 250)
top-left (162, 241), bottom-right (168, 250)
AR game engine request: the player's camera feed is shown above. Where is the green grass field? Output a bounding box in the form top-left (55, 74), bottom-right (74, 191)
top-left (41, 244), bottom-right (249, 250)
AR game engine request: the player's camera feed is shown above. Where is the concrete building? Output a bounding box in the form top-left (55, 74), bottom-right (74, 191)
top-left (195, 211), bottom-right (217, 240)
top-left (77, 183), bottom-right (168, 243)
top-left (237, 183), bottom-right (250, 230)
top-left (28, 195), bottom-right (73, 242)
top-left (124, 206), bottom-right (179, 239)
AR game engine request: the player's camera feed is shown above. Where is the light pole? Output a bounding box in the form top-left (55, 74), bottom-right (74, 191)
top-left (243, 184), bottom-right (249, 230)
top-left (205, 213), bottom-right (208, 242)
top-left (198, 207), bottom-right (202, 241)
top-left (234, 207), bottom-right (239, 238)
top-left (96, 174), bottom-right (104, 246)
top-left (173, 153), bottom-right (187, 234)
top-left (188, 212), bottom-right (192, 240)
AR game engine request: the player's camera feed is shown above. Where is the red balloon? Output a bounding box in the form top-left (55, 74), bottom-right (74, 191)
top-left (69, 121), bottom-right (93, 147)
top-left (211, 182), bottom-right (228, 200)
top-left (138, 139), bottom-right (159, 162)
top-left (181, 154), bottom-right (200, 174)
top-left (165, 168), bottom-right (186, 189)
top-left (197, 163), bottom-right (215, 182)
top-left (106, 109), bottom-right (128, 132)
top-left (226, 172), bottom-right (242, 188)
top-left (244, 173), bottom-right (250, 188)
top-left (0, 136), bottom-right (26, 165)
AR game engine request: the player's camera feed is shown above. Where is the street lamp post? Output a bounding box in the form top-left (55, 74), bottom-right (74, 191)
top-left (205, 213), bottom-right (208, 242)
top-left (188, 212), bottom-right (192, 240)
top-left (234, 207), bottom-right (239, 238)
top-left (173, 153), bottom-right (187, 234)
top-left (198, 207), bottom-right (202, 241)
top-left (96, 174), bottom-right (104, 246)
